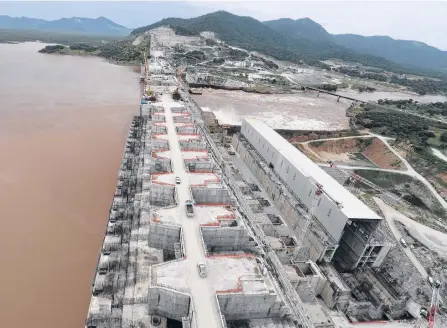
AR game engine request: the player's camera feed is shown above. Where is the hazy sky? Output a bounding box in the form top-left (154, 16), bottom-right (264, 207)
top-left (1, 1), bottom-right (446, 50)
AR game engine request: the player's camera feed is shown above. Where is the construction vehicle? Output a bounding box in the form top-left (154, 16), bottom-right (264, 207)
top-left (172, 88), bottom-right (181, 100)
top-left (185, 200), bottom-right (194, 217)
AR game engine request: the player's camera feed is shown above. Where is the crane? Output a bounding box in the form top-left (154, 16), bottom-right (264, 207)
top-left (297, 181), bottom-right (324, 246)
top-left (428, 280), bottom-right (442, 328)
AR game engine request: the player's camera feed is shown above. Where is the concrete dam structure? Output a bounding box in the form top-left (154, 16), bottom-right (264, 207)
top-left (85, 49), bottom-right (297, 328)
top-left (84, 30), bottom-right (433, 328)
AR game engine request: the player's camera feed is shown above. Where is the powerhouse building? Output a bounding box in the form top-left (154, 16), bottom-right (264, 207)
top-left (240, 118), bottom-right (391, 270)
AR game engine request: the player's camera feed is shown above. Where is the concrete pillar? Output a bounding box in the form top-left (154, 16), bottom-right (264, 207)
top-left (317, 90), bottom-right (320, 97)
top-left (337, 96), bottom-right (340, 102)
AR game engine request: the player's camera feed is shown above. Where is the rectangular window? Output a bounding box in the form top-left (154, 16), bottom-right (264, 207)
top-left (286, 166), bottom-right (289, 174)
top-left (317, 198), bottom-right (322, 206)
top-left (281, 160), bottom-right (283, 167)
top-left (327, 209), bottom-right (332, 217)
top-left (293, 173), bottom-right (296, 180)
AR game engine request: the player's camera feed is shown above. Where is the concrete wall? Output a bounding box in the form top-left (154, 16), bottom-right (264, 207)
top-left (192, 187), bottom-right (233, 205)
top-left (150, 184), bottom-right (175, 206)
top-left (180, 140), bottom-right (207, 150)
top-left (319, 264), bottom-right (351, 310)
top-left (372, 245), bottom-right (392, 268)
top-left (173, 116), bottom-right (192, 123)
top-left (152, 114), bottom-right (165, 122)
top-left (176, 126), bottom-right (198, 134)
top-left (148, 223), bottom-right (181, 258)
top-left (201, 227), bottom-right (257, 252)
top-left (260, 222), bottom-right (290, 238)
top-left (185, 161), bottom-right (215, 173)
top-left (151, 158), bottom-right (172, 173)
top-left (148, 287), bottom-right (190, 321)
top-left (232, 136), bottom-right (335, 263)
top-left (152, 139), bottom-right (169, 150)
top-left (152, 125), bottom-right (167, 134)
top-left (171, 106), bottom-right (187, 113)
top-left (217, 293), bottom-right (286, 320)
top-left (240, 121), bottom-right (348, 241)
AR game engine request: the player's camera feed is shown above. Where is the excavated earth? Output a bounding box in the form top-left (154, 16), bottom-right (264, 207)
top-left (307, 137), bottom-right (405, 170)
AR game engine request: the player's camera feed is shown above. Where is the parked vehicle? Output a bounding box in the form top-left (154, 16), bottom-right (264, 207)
top-left (420, 306), bottom-right (428, 317)
top-left (399, 238), bottom-right (407, 248)
top-left (197, 262), bottom-right (207, 278)
top-left (175, 176), bottom-right (181, 184)
top-left (185, 200), bottom-right (194, 217)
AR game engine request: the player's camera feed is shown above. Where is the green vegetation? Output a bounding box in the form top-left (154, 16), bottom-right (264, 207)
top-left (131, 11), bottom-right (419, 74)
top-left (205, 38), bottom-right (217, 46)
top-left (377, 99), bottom-right (447, 117)
top-left (356, 103), bottom-right (447, 150)
top-left (354, 170), bottom-right (412, 189)
top-left (212, 58), bottom-right (225, 65)
top-left (389, 76), bottom-right (447, 95)
top-left (352, 102), bottom-right (447, 205)
top-left (38, 43), bottom-right (99, 55)
top-left (37, 37), bottom-right (148, 64)
top-left (355, 85), bottom-right (376, 92)
top-left (353, 169), bottom-right (445, 214)
top-left (335, 66), bottom-right (447, 94)
top-left (38, 44), bottom-right (65, 54)
top-left (335, 67), bottom-right (388, 81)
top-left (96, 39), bottom-right (145, 63)
top-left (314, 84), bottom-right (338, 92)
top-left (250, 55), bottom-right (278, 69)
top-left (228, 48), bottom-right (248, 60)
top-left (265, 17), bottom-right (447, 72)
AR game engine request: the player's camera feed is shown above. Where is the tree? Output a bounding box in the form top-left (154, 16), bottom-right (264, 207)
top-left (440, 132), bottom-right (447, 143)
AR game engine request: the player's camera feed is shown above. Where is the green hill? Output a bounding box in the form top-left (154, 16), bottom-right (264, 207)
top-left (265, 17), bottom-right (447, 71)
top-left (132, 11), bottom-right (406, 71)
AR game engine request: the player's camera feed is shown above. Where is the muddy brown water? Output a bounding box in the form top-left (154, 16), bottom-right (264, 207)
top-left (0, 42), bottom-right (139, 327)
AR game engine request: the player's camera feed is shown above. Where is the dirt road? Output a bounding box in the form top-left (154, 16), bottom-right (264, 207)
top-left (302, 133), bottom-right (447, 210)
top-left (163, 94), bottom-right (221, 328)
top-left (375, 198), bottom-right (447, 259)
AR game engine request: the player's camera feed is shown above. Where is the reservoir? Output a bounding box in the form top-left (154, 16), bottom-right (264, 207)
top-left (0, 42), bottom-right (139, 328)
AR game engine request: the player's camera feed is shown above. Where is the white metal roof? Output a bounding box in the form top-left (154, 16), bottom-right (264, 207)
top-left (243, 118), bottom-right (381, 220)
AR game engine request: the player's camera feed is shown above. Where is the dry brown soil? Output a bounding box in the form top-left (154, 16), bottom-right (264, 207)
top-left (308, 137), bottom-right (405, 169)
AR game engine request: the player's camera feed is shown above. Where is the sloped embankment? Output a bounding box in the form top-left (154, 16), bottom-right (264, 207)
top-left (308, 137), bottom-right (405, 170)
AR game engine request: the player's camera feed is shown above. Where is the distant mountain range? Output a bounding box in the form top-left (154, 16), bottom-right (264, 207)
top-left (264, 18), bottom-right (447, 71)
top-left (0, 15), bottom-right (131, 36)
top-left (5, 12), bottom-right (447, 74)
top-left (132, 11), bottom-right (447, 74)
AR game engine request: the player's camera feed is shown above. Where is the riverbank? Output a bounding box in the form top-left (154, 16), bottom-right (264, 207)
top-left (38, 40), bottom-right (144, 66)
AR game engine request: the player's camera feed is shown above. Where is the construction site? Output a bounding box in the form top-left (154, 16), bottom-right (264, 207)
top-left (85, 30), bottom-right (446, 328)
